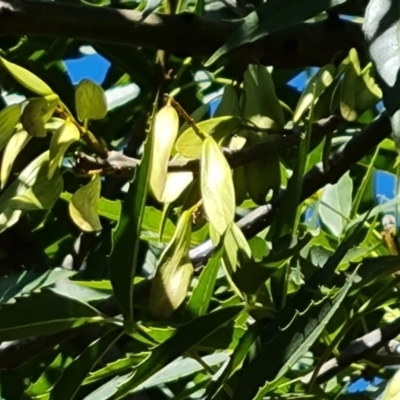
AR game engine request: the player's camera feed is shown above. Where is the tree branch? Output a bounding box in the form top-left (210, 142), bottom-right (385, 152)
top-left (302, 315), bottom-right (400, 385)
top-left (189, 113), bottom-right (391, 266)
top-left (74, 116), bottom-right (340, 176)
top-left (0, 0), bottom-right (365, 68)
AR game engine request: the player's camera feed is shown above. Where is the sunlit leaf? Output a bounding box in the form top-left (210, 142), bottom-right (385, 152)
top-left (0, 128), bottom-right (31, 189)
top-left (0, 151), bottom-right (51, 233)
top-left (319, 172), bottom-right (353, 237)
top-left (69, 174), bottom-right (102, 232)
top-left (10, 171), bottom-right (63, 210)
top-left (150, 209), bottom-right (193, 319)
top-left (201, 136), bottom-right (235, 236)
top-left (161, 171), bottom-right (193, 203)
top-left (0, 268), bottom-right (75, 305)
top-left (293, 64), bottom-right (335, 123)
top-left (364, 0), bottom-right (400, 148)
top-left (340, 49), bottom-right (361, 121)
top-left (75, 79), bottom-right (107, 121)
top-left (48, 120), bottom-right (80, 179)
top-left (0, 103), bottom-right (22, 152)
top-left (150, 103), bottom-right (179, 202)
top-left (21, 95), bottom-right (59, 137)
top-left (176, 116), bottom-right (240, 159)
top-left (0, 56), bottom-right (53, 96)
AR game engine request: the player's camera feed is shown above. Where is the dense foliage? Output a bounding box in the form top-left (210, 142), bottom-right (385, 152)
top-left (0, 0), bottom-right (400, 399)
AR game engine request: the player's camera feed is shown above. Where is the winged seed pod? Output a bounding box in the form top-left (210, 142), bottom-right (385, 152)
top-left (201, 136), bottom-right (235, 238)
top-left (150, 209), bottom-right (193, 319)
top-left (149, 103), bottom-right (179, 202)
top-left (363, 0), bottom-right (400, 150)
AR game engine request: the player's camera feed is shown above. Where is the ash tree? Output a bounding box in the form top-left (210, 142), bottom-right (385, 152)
top-left (0, 0), bottom-right (400, 399)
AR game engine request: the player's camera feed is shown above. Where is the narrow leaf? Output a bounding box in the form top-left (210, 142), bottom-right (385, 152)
top-left (232, 272), bottom-right (356, 400)
top-left (0, 289), bottom-right (102, 341)
top-left (186, 245), bottom-right (223, 318)
top-left (50, 329), bottom-right (122, 400)
top-left (109, 95), bottom-right (156, 321)
top-left (0, 56), bottom-right (53, 96)
top-left (112, 305), bottom-right (244, 399)
top-left (0, 268), bottom-right (75, 305)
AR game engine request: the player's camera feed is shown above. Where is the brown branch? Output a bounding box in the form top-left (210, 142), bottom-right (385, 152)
top-left (302, 315), bottom-right (400, 385)
top-left (190, 113), bottom-right (391, 266)
top-left (74, 116), bottom-right (340, 176)
top-left (0, 0), bottom-right (365, 69)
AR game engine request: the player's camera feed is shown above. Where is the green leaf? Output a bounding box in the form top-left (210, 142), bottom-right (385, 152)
top-left (10, 172), bottom-right (63, 211)
top-left (293, 64), bottom-right (336, 123)
top-left (0, 268), bottom-right (75, 305)
top-left (363, 0), bottom-right (400, 148)
top-left (160, 171), bottom-right (194, 204)
top-left (50, 329), bottom-right (122, 400)
top-left (186, 245), bottom-right (223, 318)
top-left (243, 64), bottom-right (284, 129)
top-left (110, 305), bottom-right (244, 399)
top-left (75, 79), bottom-right (107, 121)
top-left (109, 95), bottom-right (156, 321)
top-left (214, 84), bottom-right (241, 118)
top-left (150, 209), bottom-right (193, 319)
top-left (206, 320), bottom-right (264, 400)
top-left (0, 56), bottom-right (53, 96)
top-left (201, 136), bottom-right (235, 237)
top-left (176, 116), bottom-right (240, 159)
top-left (21, 95), bottom-right (59, 137)
top-left (83, 353), bottom-right (148, 385)
top-left (248, 236), bottom-right (269, 261)
top-left (0, 128), bottom-right (31, 189)
top-left (69, 174), bottom-right (102, 232)
top-left (132, 353), bottom-right (228, 393)
top-left (149, 104), bottom-right (179, 202)
top-left (26, 351), bottom-right (74, 397)
top-left (244, 154), bottom-right (281, 205)
top-left (0, 103), bottom-right (22, 152)
top-left (232, 271), bottom-right (357, 400)
top-left (0, 151), bottom-right (51, 233)
top-left (206, 0), bottom-right (347, 66)
top-left (49, 120), bottom-right (80, 179)
top-left (319, 172), bottom-right (353, 237)
top-left (355, 63), bottom-right (382, 111)
top-left (269, 100), bottom-right (313, 241)
top-left (0, 289), bottom-right (103, 341)
top-left (340, 49), bottom-right (361, 121)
